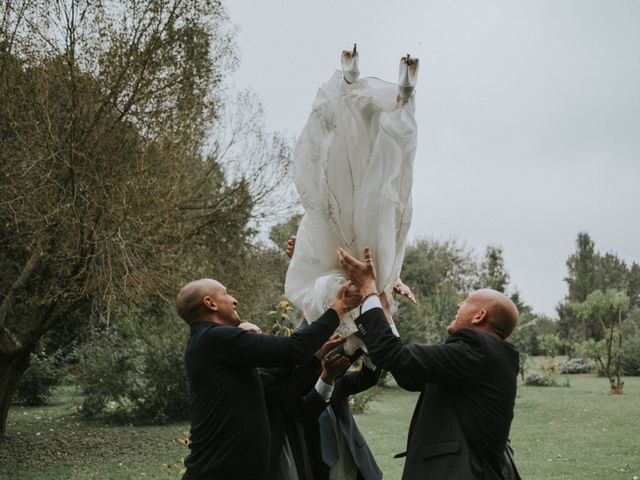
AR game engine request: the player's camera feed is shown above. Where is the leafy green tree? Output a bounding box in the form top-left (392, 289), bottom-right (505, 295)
top-left (573, 289), bottom-right (630, 394)
top-left (269, 213), bottom-right (302, 252)
top-left (558, 232), bottom-right (638, 343)
top-left (395, 239), bottom-right (478, 344)
top-left (565, 232), bottom-right (598, 302)
top-left (538, 333), bottom-right (563, 359)
top-left (0, 0), bottom-right (289, 434)
top-left (401, 238), bottom-right (478, 297)
top-left (620, 306), bottom-right (640, 376)
top-left (626, 262), bottom-right (640, 308)
top-left (596, 253), bottom-right (629, 292)
top-left (477, 245), bottom-right (509, 293)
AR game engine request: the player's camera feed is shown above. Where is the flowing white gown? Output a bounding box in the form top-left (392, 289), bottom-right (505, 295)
top-left (285, 70), bottom-right (417, 340)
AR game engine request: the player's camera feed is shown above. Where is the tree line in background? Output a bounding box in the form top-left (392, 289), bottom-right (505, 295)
top-left (2, 1), bottom-right (639, 437)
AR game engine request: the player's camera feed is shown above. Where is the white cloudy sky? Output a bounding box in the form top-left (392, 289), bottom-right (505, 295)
top-left (225, 0), bottom-right (640, 316)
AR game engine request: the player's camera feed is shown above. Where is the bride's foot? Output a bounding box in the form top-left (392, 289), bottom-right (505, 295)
top-left (398, 54), bottom-right (419, 101)
top-left (341, 43), bottom-right (360, 84)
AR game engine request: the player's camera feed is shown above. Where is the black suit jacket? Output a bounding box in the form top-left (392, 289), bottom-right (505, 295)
top-left (355, 308), bottom-right (519, 480)
top-left (183, 309), bottom-right (339, 480)
top-left (306, 364), bottom-right (383, 480)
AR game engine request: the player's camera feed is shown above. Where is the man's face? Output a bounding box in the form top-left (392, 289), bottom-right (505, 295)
top-left (211, 284), bottom-right (241, 326)
top-left (447, 295), bottom-right (478, 335)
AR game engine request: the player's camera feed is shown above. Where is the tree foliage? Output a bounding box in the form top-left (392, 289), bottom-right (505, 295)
top-left (572, 289), bottom-right (630, 394)
top-left (477, 245), bottom-right (510, 293)
top-left (557, 232), bottom-right (640, 342)
top-left (0, 0), bottom-right (292, 433)
top-left (395, 238), bottom-right (478, 344)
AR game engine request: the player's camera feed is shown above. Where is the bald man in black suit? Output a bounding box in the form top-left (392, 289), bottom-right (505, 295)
top-left (339, 247), bottom-right (521, 480)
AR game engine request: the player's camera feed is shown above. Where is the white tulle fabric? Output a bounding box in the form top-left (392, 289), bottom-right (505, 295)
top-left (285, 71), bottom-right (417, 338)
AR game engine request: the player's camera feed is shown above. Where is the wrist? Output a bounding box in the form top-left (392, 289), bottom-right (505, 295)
top-left (360, 283), bottom-right (378, 302)
top-left (362, 291), bottom-right (379, 303)
top-left (330, 303), bottom-right (346, 318)
top-left (361, 282), bottom-right (377, 298)
top-left (320, 372), bottom-right (335, 385)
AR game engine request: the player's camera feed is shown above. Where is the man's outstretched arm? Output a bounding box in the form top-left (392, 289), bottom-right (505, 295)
top-left (205, 281), bottom-right (362, 368)
top-left (354, 306), bottom-right (484, 385)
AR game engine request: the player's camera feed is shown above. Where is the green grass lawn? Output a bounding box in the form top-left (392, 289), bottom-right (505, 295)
top-left (2, 375), bottom-right (639, 479)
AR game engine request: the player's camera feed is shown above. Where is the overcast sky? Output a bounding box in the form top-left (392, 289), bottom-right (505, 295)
top-left (225, 0), bottom-right (640, 316)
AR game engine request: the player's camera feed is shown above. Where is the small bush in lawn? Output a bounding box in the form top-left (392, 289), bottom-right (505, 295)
top-left (525, 360), bottom-right (562, 387)
top-left (15, 353), bottom-right (63, 406)
top-left (560, 357), bottom-right (593, 374)
top-left (541, 359), bottom-right (561, 380)
top-left (524, 372), bottom-right (554, 386)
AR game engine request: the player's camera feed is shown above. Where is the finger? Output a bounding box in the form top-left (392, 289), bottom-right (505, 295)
top-left (327, 337), bottom-right (346, 348)
top-left (363, 246), bottom-right (372, 262)
top-left (338, 248), bottom-right (358, 267)
top-left (337, 358), bottom-right (351, 368)
top-left (327, 355), bottom-right (345, 366)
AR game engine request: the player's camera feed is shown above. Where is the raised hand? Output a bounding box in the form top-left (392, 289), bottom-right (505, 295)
top-left (286, 234), bottom-right (296, 259)
top-left (316, 334), bottom-right (346, 360)
top-left (330, 280), bottom-right (363, 319)
top-left (337, 247), bottom-right (377, 296)
top-left (394, 279), bottom-right (417, 305)
top-left (238, 321), bottom-right (262, 334)
top-left (321, 354), bottom-right (351, 385)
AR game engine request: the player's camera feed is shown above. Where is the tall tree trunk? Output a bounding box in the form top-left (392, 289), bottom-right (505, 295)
top-left (0, 350), bottom-right (31, 437)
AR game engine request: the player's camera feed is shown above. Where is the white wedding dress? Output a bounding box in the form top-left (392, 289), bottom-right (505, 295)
top-left (285, 69), bottom-right (417, 342)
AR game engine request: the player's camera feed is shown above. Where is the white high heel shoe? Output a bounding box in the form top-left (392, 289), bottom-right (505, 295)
top-left (341, 44), bottom-right (360, 84)
top-left (398, 54), bottom-right (419, 100)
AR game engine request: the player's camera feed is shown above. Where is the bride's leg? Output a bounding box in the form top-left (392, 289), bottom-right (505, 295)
top-left (341, 43), bottom-right (360, 84)
top-left (398, 54), bottom-right (419, 102)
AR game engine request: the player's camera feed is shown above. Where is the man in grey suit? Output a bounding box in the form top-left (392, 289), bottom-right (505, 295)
top-left (307, 352), bottom-right (383, 480)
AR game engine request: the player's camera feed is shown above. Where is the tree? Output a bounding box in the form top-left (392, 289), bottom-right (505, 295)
top-left (395, 239), bottom-right (478, 344)
top-left (558, 232), bottom-right (637, 343)
top-left (628, 263), bottom-right (640, 308)
top-left (269, 213), bottom-right (302, 252)
top-left (477, 245), bottom-right (509, 293)
top-left (565, 232), bottom-right (598, 302)
top-left (401, 238), bottom-right (478, 298)
top-left (573, 289), bottom-right (630, 394)
top-left (0, 0), bottom-right (289, 434)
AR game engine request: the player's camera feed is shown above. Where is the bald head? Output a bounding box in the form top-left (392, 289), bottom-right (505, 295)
top-left (469, 289), bottom-right (519, 339)
top-left (176, 279), bottom-right (224, 325)
top-left (448, 289), bottom-right (519, 339)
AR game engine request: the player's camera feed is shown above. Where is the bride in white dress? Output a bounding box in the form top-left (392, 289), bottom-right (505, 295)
top-left (285, 46), bottom-right (419, 348)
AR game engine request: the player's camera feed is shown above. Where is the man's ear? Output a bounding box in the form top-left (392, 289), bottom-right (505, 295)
top-left (203, 296), bottom-right (218, 312)
top-left (471, 309), bottom-right (487, 325)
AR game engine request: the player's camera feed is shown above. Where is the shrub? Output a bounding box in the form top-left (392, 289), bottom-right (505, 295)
top-left (15, 353), bottom-right (63, 406)
top-left (77, 310), bottom-right (190, 423)
top-left (524, 372), bottom-right (554, 386)
top-left (560, 357), bottom-right (593, 374)
top-left (77, 327), bottom-right (144, 418)
top-left (524, 359), bottom-right (563, 387)
top-left (621, 338), bottom-right (640, 376)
